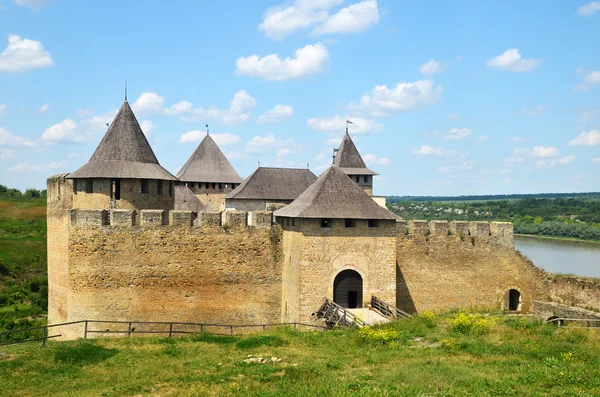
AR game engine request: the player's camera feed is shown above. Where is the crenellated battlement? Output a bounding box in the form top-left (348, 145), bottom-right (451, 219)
top-left (69, 209), bottom-right (274, 230)
top-left (397, 219), bottom-right (513, 247)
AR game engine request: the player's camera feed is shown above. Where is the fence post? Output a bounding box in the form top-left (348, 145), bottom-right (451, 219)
top-left (200, 324), bottom-right (203, 334)
top-left (169, 323), bottom-right (173, 338)
top-left (230, 326), bottom-right (233, 336)
top-left (40, 326), bottom-right (47, 348)
top-left (84, 321), bottom-right (88, 339)
top-left (128, 322), bottom-right (132, 337)
top-left (293, 323), bottom-right (297, 331)
top-left (263, 325), bottom-right (266, 332)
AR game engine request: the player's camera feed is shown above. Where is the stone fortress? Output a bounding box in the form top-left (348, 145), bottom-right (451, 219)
top-left (47, 98), bottom-right (600, 338)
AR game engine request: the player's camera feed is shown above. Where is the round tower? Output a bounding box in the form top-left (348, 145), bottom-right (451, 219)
top-left (67, 100), bottom-right (177, 212)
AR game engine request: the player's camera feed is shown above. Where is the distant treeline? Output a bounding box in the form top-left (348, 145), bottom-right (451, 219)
top-left (0, 184), bottom-right (46, 198)
top-left (388, 192), bottom-right (600, 203)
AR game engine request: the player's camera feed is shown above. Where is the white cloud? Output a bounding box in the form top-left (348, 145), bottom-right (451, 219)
top-left (473, 136), bottom-right (490, 144)
top-left (140, 120), bottom-right (155, 136)
top-left (131, 90), bottom-right (257, 125)
top-left (257, 105), bottom-right (294, 124)
top-left (505, 157), bottom-right (524, 163)
top-left (506, 136), bottom-right (528, 143)
top-left (437, 162), bottom-right (474, 173)
top-left (0, 34), bottom-right (53, 73)
top-left (76, 108), bottom-right (93, 117)
top-left (363, 153), bottom-right (390, 165)
top-left (8, 160), bottom-right (66, 173)
top-left (41, 119), bottom-right (82, 143)
top-left (307, 115), bottom-right (384, 134)
top-left (577, 2), bottom-right (600, 16)
top-left (568, 130), bottom-right (600, 146)
top-left (258, 0), bottom-right (378, 40)
top-left (521, 105), bottom-right (545, 116)
top-left (13, 0), bottom-right (52, 9)
top-left (536, 155), bottom-right (575, 167)
top-left (442, 128), bottom-right (472, 141)
top-left (245, 133), bottom-right (295, 156)
top-left (502, 178), bottom-right (512, 184)
top-left (347, 80), bottom-right (442, 116)
top-left (84, 109), bottom-right (117, 131)
top-left (574, 70), bottom-right (600, 91)
top-left (411, 145), bottom-right (452, 156)
top-left (0, 148), bottom-right (15, 159)
top-left (258, 0), bottom-right (341, 40)
top-left (486, 49), bottom-right (542, 72)
top-left (446, 113), bottom-right (460, 120)
top-left (38, 103), bottom-right (49, 113)
top-left (0, 104), bottom-right (6, 116)
top-left (312, 0), bottom-right (379, 35)
top-left (132, 92), bottom-right (164, 114)
top-left (236, 43), bottom-right (329, 81)
top-left (578, 109), bottom-right (600, 124)
top-left (532, 146), bottom-right (558, 158)
top-left (419, 59), bottom-right (448, 78)
top-left (0, 127), bottom-right (36, 147)
top-left (593, 157), bottom-right (600, 163)
top-left (178, 131), bottom-right (240, 146)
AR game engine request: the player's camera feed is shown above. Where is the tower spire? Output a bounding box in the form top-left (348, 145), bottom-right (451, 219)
top-left (124, 80), bottom-right (128, 102)
top-left (206, 124), bottom-right (209, 135)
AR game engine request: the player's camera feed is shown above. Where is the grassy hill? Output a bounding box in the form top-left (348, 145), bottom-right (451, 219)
top-left (1, 312), bottom-right (599, 396)
top-left (0, 197), bottom-right (48, 333)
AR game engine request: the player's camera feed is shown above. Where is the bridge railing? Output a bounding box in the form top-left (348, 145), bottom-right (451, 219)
top-left (545, 317), bottom-right (600, 328)
top-left (371, 296), bottom-right (412, 319)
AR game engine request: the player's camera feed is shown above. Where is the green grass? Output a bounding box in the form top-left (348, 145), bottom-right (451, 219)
top-left (0, 198), bottom-right (48, 332)
top-left (1, 311), bottom-right (599, 396)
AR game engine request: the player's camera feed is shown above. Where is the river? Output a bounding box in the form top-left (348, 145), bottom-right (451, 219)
top-left (514, 235), bottom-right (600, 278)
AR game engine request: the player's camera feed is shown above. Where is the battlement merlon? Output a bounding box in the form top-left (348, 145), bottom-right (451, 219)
top-left (69, 209), bottom-right (274, 230)
top-left (397, 219), bottom-right (513, 247)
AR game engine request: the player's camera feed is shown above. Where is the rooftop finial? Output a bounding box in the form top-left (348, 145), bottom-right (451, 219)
top-left (346, 119), bottom-right (353, 134)
top-left (307, 162), bottom-right (310, 169)
top-left (206, 124), bottom-right (209, 135)
top-left (125, 79), bottom-right (128, 102)
top-left (258, 161), bottom-right (261, 168)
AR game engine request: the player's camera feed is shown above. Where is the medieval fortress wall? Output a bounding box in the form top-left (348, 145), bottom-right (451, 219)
top-left (47, 174), bottom-right (600, 338)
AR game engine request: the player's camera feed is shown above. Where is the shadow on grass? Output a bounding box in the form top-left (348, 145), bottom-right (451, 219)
top-left (54, 341), bottom-right (118, 366)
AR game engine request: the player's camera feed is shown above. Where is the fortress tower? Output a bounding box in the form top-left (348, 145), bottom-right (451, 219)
top-left (176, 134), bottom-right (243, 210)
top-left (275, 166), bottom-right (400, 323)
top-left (333, 131), bottom-right (377, 196)
top-left (67, 100), bottom-right (177, 213)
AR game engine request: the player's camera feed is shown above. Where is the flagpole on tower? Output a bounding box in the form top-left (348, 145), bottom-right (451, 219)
top-left (206, 124), bottom-right (209, 135)
top-left (346, 119), bottom-right (353, 134)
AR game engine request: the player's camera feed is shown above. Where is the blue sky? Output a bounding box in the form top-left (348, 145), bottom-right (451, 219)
top-left (0, 0), bottom-right (599, 196)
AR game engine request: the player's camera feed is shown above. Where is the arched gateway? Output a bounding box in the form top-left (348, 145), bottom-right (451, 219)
top-left (333, 270), bottom-right (363, 308)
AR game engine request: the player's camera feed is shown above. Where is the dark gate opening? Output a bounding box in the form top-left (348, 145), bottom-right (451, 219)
top-left (508, 289), bottom-right (521, 311)
top-left (333, 270), bottom-right (363, 309)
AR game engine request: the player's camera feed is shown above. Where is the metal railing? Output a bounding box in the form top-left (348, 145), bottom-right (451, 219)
top-left (0, 319), bottom-right (327, 348)
top-left (545, 317), bottom-right (600, 328)
top-left (313, 298), bottom-right (368, 328)
top-left (371, 296), bottom-right (412, 319)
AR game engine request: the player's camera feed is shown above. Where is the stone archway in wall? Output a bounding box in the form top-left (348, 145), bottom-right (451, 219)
top-left (333, 269), bottom-right (363, 308)
top-left (501, 286), bottom-right (524, 312)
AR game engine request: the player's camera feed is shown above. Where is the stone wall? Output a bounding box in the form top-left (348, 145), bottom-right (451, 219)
top-left (225, 199), bottom-right (292, 212)
top-left (282, 218), bottom-right (398, 324)
top-left (47, 174), bottom-right (73, 326)
top-left (396, 220), bottom-right (547, 313)
top-left (546, 275), bottom-right (600, 311)
top-left (186, 183), bottom-right (237, 211)
top-left (72, 178), bottom-right (174, 213)
top-left (59, 210), bottom-right (281, 339)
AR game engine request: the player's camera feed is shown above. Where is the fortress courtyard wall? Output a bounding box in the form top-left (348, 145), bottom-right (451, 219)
top-left (395, 220), bottom-right (548, 313)
top-left (61, 209), bottom-right (281, 339)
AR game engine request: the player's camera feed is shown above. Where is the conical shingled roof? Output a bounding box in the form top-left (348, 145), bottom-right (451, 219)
top-left (224, 167), bottom-right (317, 201)
top-left (176, 134), bottom-right (243, 183)
top-left (68, 101), bottom-right (177, 180)
top-left (334, 132), bottom-right (377, 175)
top-left (273, 166), bottom-right (398, 220)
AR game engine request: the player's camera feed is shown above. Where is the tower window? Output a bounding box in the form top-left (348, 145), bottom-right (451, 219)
top-left (212, 183), bottom-right (216, 189)
top-left (321, 218), bottom-right (331, 228)
top-left (368, 219), bottom-right (379, 228)
top-left (345, 219), bottom-right (356, 228)
top-left (363, 175), bottom-right (368, 183)
top-left (219, 183), bottom-right (223, 189)
top-left (111, 179), bottom-right (121, 200)
top-left (84, 179), bottom-right (93, 193)
top-left (157, 179), bottom-right (163, 195)
top-left (141, 179), bottom-right (149, 194)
